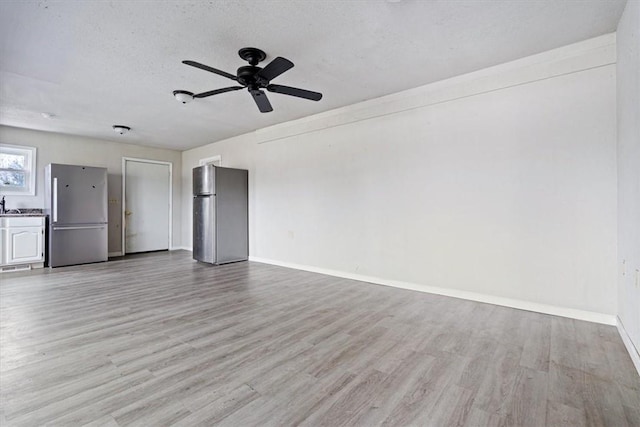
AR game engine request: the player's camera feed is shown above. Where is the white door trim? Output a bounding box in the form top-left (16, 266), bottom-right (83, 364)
top-left (199, 155), bottom-right (221, 166)
top-left (121, 157), bottom-right (173, 255)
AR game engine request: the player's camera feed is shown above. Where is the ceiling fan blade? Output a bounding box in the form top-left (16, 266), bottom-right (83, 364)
top-left (256, 57), bottom-right (294, 82)
top-left (193, 86), bottom-right (244, 98)
top-left (182, 60), bottom-right (237, 81)
top-left (267, 84), bottom-right (322, 101)
top-left (250, 89), bottom-right (273, 113)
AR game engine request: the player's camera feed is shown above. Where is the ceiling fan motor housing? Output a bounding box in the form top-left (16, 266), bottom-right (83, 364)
top-left (237, 65), bottom-right (263, 87)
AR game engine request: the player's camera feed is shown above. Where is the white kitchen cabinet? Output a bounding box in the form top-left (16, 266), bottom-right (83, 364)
top-left (0, 216), bottom-right (45, 271)
top-left (7, 226), bottom-right (43, 264)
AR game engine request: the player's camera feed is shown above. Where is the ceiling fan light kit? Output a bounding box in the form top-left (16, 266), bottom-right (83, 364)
top-left (112, 125), bottom-right (130, 135)
top-left (174, 47), bottom-right (323, 113)
top-left (173, 90), bottom-right (194, 104)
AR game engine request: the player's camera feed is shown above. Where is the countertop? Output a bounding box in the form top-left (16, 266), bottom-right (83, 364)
top-left (0, 209), bottom-right (46, 217)
top-left (0, 213), bottom-right (47, 217)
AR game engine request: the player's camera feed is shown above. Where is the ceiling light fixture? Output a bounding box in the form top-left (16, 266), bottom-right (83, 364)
top-left (112, 125), bottom-right (131, 135)
top-left (173, 90), bottom-right (194, 104)
top-left (41, 112), bottom-right (55, 119)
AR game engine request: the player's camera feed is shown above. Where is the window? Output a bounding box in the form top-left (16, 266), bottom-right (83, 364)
top-left (0, 144), bottom-right (37, 195)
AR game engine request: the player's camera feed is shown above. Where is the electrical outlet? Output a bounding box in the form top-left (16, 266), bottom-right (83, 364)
top-left (622, 259), bottom-right (626, 276)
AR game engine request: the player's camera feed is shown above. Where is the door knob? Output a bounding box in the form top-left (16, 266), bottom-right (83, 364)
top-left (125, 210), bottom-right (133, 216)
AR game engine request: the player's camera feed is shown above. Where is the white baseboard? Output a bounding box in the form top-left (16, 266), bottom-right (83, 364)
top-left (248, 256), bottom-right (616, 326)
top-left (616, 317), bottom-right (640, 376)
top-left (113, 248), bottom-right (189, 255)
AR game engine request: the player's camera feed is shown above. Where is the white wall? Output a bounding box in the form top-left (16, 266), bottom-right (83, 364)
top-left (182, 34), bottom-right (618, 319)
top-left (0, 126), bottom-right (182, 253)
top-left (616, 0), bottom-right (640, 357)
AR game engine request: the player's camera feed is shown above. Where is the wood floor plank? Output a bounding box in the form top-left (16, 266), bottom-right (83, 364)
top-left (581, 370), bottom-right (630, 427)
top-left (381, 352), bottom-right (469, 426)
top-left (463, 407), bottom-right (507, 427)
top-left (6, 369), bottom-right (154, 426)
top-left (171, 383), bottom-right (258, 427)
top-left (267, 370), bottom-right (357, 426)
top-left (212, 374), bottom-right (318, 427)
top-left (0, 250), bottom-right (638, 426)
top-left (545, 401), bottom-right (586, 427)
top-left (421, 384), bottom-right (476, 426)
top-left (79, 414), bottom-right (120, 427)
top-left (504, 367), bottom-right (548, 427)
top-left (472, 344), bottom-right (522, 416)
top-left (299, 368), bottom-right (389, 426)
top-left (623, 403), bottom-right (640, 427)
top-left (519, 317), bottom-right (552, 372)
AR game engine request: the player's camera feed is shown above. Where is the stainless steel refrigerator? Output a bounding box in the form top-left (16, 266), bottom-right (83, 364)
top-left (45, 164), bottom-right (108, 267)
top-left (193, 165), bottom-right (248, 264)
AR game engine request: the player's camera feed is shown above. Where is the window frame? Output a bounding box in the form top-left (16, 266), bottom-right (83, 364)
top-left (0, 144), bottom-right (37, 196)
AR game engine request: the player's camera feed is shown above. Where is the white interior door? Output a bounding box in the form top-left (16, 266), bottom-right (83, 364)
top-left (124, 159), bottom-right (171, 254)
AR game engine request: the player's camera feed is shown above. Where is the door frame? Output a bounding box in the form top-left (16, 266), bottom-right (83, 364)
top-left (198, 155), bottom-right (221, 166)
top-left (121, 157), bottom-right (173, 255)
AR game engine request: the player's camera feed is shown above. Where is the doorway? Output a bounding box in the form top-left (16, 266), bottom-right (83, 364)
top-left (199, 155), bottom-right (221, 167)
top-left (122, 158), bottom-right (172, 254)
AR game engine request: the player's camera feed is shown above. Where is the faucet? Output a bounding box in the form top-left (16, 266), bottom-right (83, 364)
top-left (0, 196), bottom-right (5, 214)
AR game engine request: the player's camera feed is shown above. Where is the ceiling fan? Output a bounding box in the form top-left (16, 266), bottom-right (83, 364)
top-left (173, 47), bottom-right (322, 113)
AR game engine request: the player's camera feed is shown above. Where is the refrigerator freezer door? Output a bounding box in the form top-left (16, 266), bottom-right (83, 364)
top-left (193, 165), bottom-right (215, 196)
top-left (50, 165), bottom-right (107, 224)
top-left (49, 224), bottom-right (108, 267)
top-left (215, 167), bottom-right (248, 264)
top-left (193, 195), bottom-right (215, 263)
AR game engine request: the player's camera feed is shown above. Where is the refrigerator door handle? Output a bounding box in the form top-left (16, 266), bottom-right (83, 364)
top-left (53, 177), bottom-right (58, 223)
top-left (53, 225), bottom-right (106, 231)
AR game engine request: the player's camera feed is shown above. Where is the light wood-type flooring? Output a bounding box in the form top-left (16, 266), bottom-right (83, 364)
top-left (1, 251), bottom-right (638, 426)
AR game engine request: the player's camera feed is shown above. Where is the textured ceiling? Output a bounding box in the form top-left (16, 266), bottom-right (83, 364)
top-left (0, 0), bottom-right (627, 150)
